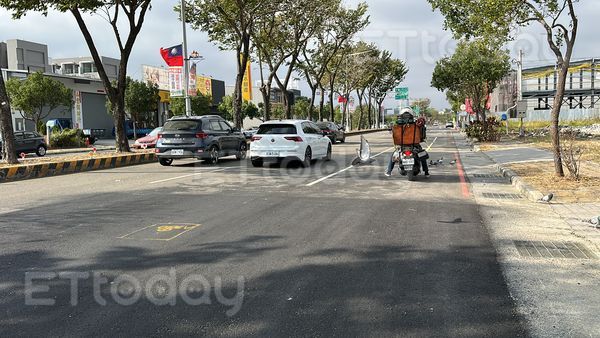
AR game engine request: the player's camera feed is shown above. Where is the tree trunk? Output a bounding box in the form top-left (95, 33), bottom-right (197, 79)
top-left (234, 44), bottom-right (249, 129)
top-left (260, 86), bottom-right (271, 121)
top-left (357, 90), bottom-right (364, 130)
top-left (551, 64), bottom-right (569, 177)
top-left (318, 84), bottom-right (325, 121)
top-left (328, 85), bottom-right (335, 123)
top-left (308, 86), bottom-right (317, 121)
top-left (0, 71), bottom-right (18, 164)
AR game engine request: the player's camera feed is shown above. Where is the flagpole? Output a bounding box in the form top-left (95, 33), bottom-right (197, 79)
top-left (181, 0), bottom-right (191, 117)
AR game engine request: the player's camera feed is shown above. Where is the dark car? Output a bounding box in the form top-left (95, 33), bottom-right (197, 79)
top-left (155, 115), bottom-right (247, 166)
top-left (0, 131), bottom-right (47, 158)
top-left (316, 122), bottom-right (345, 144)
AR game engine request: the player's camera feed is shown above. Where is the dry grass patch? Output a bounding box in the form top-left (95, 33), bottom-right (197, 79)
top-left (508, 161), bottom-right (600, 203)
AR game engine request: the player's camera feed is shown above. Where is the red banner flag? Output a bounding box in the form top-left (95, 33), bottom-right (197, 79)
top-left (160, 45), bottom-right (183, 67)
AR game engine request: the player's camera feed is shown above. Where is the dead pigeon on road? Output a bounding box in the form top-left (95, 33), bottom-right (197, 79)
top-left (429, 160), bottom-right (437, 166)
top-left (589, 216), bottom-right (600, 228)
top-left (449, 160), bottom-right (457, 165)
top-left (539, 193), bottom-right (554, 203)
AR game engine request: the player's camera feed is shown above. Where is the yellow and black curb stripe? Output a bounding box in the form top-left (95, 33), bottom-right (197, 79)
top-left (0, 153), bottom-right (156, 183)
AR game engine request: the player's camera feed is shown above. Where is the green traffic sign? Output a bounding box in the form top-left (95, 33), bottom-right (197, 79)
top-left (394, 87), bottom-right (408, 100)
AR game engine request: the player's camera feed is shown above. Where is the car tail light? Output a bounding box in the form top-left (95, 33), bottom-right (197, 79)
top-left (195, 132), bottom-right (208, 139)
top-left (157, 133), bottom-right (163, 139)
top-left (154, 148), bottom-right (160, 153)
top-left (403, 150), bottom-right (413, 157)
top-left (323, 129), bottom-right (332, 133)
top-left (284, 136), bottom-right (303, 142)
top-left (251, 136), bottom-right (262, 142)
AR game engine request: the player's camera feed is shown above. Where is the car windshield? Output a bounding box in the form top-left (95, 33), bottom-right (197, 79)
top-left (257, 124), bottom-right (297, 134)
top-left (163, 120), bottom-right (201, 131)
top-left (316, 122), bottom-right (330, 129)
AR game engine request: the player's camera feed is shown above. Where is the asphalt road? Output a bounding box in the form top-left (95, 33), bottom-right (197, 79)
top-left (0, 129), bottom-right (525, 337)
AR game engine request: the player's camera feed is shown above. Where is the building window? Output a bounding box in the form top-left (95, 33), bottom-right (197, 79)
top-left (81, 62), bottom-right (97, 74)
top-left (63, 64), bottom-right (74, 74)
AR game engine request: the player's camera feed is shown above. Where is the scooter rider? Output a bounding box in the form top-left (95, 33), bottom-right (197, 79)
top-left (385, 108), bottom-right (429, 177)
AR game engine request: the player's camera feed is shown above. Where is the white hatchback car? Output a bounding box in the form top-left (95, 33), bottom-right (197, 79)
top-left (249, 120), bottom-right (332, 167)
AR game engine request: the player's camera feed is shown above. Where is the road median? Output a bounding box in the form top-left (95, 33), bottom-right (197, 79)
top-left (0, 152), bottom-right (156, 183)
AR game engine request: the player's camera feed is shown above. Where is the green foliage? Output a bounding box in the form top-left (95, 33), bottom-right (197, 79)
top-left (217, 95), bottom-right (260, 121)
top-left (5, 72), bottom-right (72, 126)
top-left (431, 39), bottom-right (510, 119)
top-left (50, 128), bottom-right (85, 148)
top-left (465, 117), bottom-right (502, 142)
top-left (293, 97), bottom-right (311, 119)
top-left (170, 92), bottom-right (213, 117)
top-left (125, 77), bottom-right (159, 126)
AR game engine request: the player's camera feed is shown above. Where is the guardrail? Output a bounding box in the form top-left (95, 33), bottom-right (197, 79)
top-left (345, 128), bottom-right (388, 136)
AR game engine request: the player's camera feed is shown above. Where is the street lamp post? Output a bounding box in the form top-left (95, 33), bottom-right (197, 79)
top-left (180, 0), bottom-right (191, 117)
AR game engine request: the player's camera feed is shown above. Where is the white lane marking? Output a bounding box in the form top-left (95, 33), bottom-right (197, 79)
top-left (149, 168), bottom-right (230, 184)
top-left (426, 137), bottom-right (438, 151)
top-left (305, 146), bottom-right (394, 187)
top-left (0, 208), bottom-right (23, 216)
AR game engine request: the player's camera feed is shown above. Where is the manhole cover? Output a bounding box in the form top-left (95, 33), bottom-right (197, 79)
top-left (482, 192), bottom-right (522, 199)
top-left (514, 241), bottom-right (597, 259)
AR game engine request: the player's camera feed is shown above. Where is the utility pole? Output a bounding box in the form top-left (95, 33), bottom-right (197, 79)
top-left (517, 49), bottom-right (524, 137)
top-left (181, 0), bottom-right (191, 117)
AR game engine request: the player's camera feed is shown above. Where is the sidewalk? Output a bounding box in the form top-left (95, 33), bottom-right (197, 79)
top-left (454, 133), bottom-right (600, 337)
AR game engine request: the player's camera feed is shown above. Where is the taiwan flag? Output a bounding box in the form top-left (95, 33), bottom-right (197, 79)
top-left (160, 44), bottom-right (183, 67)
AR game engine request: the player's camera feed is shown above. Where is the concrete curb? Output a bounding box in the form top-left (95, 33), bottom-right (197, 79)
top-left (495, 164), bottom-right (544, 202)
top-left (0, 152), bottom-right (156, 183)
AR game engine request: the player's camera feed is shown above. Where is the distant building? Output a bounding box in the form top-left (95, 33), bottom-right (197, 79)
top-left (1, 39), bottom-right (119, 134)
top-left (51, 56), bottom-right (119, 81)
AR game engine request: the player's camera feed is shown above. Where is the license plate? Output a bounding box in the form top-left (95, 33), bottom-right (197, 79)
top-left (402, 158), bottom-right (414, 165)
top-left (171, 149), bottom-right (184, 155)
top-left (265, 151), bottom-right (280, 156)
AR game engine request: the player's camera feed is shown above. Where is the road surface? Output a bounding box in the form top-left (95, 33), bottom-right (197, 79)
top-left (0, 130), bottom-right (525, 336)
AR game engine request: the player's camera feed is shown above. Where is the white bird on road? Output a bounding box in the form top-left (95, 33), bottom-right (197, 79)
top-left (449, 160), bottom-right (456, 165)
top-left (539, 193), bottom-right (554, 203)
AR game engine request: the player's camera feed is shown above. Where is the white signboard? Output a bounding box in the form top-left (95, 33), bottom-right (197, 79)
top-left (142, 65), bottom-right (169, 90)
top-left (168, 67), bottom-right (184, 98)
top-left (74, 91), bottom-right (83, 129)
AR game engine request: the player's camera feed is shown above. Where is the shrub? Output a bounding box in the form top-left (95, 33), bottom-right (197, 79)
top-left (50, 129), bottom-right (85, 148)
top-left (560, 128), bottom-right (584, 180)
top-left (465, 117), bottom-right (502, 142)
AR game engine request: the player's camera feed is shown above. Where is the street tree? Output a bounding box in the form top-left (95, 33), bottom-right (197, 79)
top-left (370, 55), bottom-right (408, 128)
top-left (6, 72), bottom-right (72, 133)
top-left (298, 2), bottom-right (369, 121)
top-left (431, 39), bottom-right (511, 121)
top-left (183, 0), bottom-right (270, 129)
top-left (0, 71), bottom-right (18, 164)
top-left (217, 95), bottom-right (260, 123)
top-left (427, 0), bottom-right (580, 177)
top-left (124, 78), bottom-right (159, 137)
top-left (170, 92), bottom-right (212, 117)
top-left (0, 0), bottom-right (153, 152)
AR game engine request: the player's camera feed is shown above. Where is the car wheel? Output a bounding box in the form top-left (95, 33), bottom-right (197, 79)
top-left (407, 169), bottom-right (415, 181)
top-left (324, 144), bottom-right (332, 161)
top-left (206, 146), bottom-right (219, 164)
top-left (36, 145), bottom-right (47, 157)
top-left (159, 158), bottom-right (173, 166)
top-left (331, 135), bottom-right (337, 144)
top-left (302, 147), bottom-right (312, 167)
top-left (340, 135), bottom-right (345, 143)
top-left (251, 157), bottom-right (263, 167)
top-left (236, 142), bottom-right (247, 160)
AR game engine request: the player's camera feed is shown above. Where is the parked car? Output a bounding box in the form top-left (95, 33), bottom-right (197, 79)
top-left (0, 131), bottom-right (47, 158)
top-left (249, 120), bottom-right (332, 167)
top-left (445, 122), bottom-right (454, 128)
top-left (155, 115), bottom-right (247, 166)
top-left (133, 127), bottom-right (162, 149)
top-left (316, 121), bottom-right (345, 144)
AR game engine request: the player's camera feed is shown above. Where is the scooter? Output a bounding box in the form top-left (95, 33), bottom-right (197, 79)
top-left (395, 145), bottom-right (427, 181)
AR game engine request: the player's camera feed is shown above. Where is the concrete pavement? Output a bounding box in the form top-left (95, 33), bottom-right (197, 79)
top-left (0, 130), bottom-right (525, 336)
